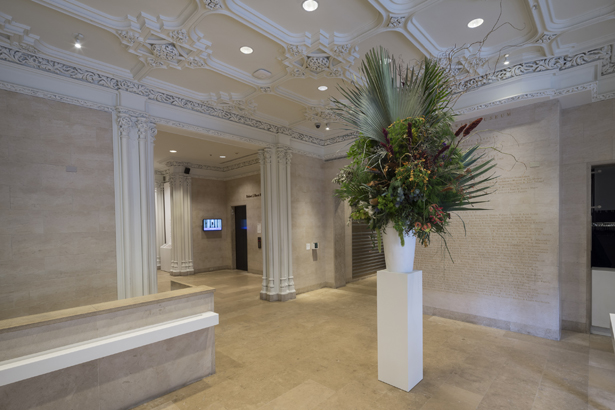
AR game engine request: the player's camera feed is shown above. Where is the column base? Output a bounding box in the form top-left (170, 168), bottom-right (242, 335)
top-left (170, 270), bottom-right (195, 277)
top-left (260, 292), bottom-right (296, 302)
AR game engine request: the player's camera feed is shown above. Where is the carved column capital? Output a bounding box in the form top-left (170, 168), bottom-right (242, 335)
top-left (258, 148), bottom-right (273, 165)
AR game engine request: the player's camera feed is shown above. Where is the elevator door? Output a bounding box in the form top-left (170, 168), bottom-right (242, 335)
top-left (235, 206), bottom-right (248, 271)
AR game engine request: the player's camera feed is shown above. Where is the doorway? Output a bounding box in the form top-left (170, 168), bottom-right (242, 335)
top-left (234, 205), bottom-right (248, 271)
top-left (590, 164), bottom-right (615, 334)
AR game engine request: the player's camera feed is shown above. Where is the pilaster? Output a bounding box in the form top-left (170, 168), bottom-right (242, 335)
top-left (114, 107), bottom-right (158, 299)
top-left (259, 145), bottom-right (296, 302)
top-left (154, 175), bottom-right (165, 269)
top-left (169, 172), bottom-right (194, 276)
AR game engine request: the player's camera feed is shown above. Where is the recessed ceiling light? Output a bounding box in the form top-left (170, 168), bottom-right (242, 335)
top-left (467, 18), bottom-right (484, 28)
top-left (325, 123), bottom-right (330, 131)
top-left (220, 155), bottom-right (226, 158)
top-left (302, 0), bottom-right (319, 12)
top-left (318, 85), bottom-right (328, 91)
top-left (74, 33), bottom-right (84, 49)
top-left (503, 54), bottom-right (510, 65)
top-left (240, 46), bottom-right (253, 54)
top-left (170, 150), bottom-right (177, 153)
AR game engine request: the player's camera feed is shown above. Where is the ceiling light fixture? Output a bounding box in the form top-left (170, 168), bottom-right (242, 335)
top-left (74, 33), bottom-right (84, 48)
top-left (318, 85), bottom-right (328, 91)
top-left (467, 18), bottom-right (484, 28)
top-left (170, 150), bottom-right (177, 153)
top-left (302, 0), bottom-right (319, 12)
top-left (240, 46), bottom-right (253, 54)
top-left (220, 155), bottom-right (226, 158)
top-left (325, 123), bottom-right (330, 131)
top-left (503, 54), bottom-right (510, 65)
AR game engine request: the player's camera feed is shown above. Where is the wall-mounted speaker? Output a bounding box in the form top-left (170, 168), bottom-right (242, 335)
top-left (184, 167), bottom-right (191, 175)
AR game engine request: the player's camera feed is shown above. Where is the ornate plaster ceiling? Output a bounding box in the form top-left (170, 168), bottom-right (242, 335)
top-left (0, 0), bottom-right (614, 145)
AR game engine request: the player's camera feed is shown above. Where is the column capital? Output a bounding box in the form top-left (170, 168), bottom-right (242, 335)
top-left (258, 147), bottom-right (273, 165)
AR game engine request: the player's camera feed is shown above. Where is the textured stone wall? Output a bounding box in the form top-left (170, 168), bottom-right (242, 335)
top-left (190, 174), bottom-right (263, 275)
top-left (560, 99), bottom-right (615, 332)
top-left (0, 90), bottom-right (117, 320)
top-left (191, 178), bottom-right (230, 273)
top-left (226, 173), bottom-right (263, 275)
top-left (415, 100), bottom-right (561, 339)
top-left (291, 154), bottom-right (329, 293)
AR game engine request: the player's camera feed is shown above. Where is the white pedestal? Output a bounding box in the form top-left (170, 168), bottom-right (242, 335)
top-left (377, 269), bottom-right (423, 391)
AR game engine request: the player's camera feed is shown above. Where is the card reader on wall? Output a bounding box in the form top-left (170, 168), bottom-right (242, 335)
top-left (313, 243), bottom-right (319, 249)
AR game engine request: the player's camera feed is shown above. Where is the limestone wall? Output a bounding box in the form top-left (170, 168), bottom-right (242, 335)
top-left (191, 178), bottom-right (230, 273)
top-left (415, 100), bottom-right (561, 339)
top-left (190, 174), bottom-right (263, 275)
top-left (560, 99), bottom-right (615, 332)
top-left (0, 90), bottom-right (117, 320)
top-left (226, 173), bottom-right (263, 275)
top-left (291, 154), bottom-right (329, 293)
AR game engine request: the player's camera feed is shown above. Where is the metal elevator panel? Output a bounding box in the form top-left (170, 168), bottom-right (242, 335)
top-left (352, 221), bottom-right (386, 278)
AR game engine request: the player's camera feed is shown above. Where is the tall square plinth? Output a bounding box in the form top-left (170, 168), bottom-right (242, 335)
top-left (377, 269), bottom-right (423, 391)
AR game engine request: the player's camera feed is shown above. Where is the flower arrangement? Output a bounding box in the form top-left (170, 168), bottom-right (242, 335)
top-left (332, 47), bottom-right (497, 253)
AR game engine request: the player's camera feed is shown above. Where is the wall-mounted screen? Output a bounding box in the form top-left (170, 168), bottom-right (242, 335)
top-left (203, 218), bottom-right (222, 231)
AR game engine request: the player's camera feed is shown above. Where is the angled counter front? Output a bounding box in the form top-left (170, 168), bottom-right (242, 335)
top-left (0, 286), bottom-right (218, 410)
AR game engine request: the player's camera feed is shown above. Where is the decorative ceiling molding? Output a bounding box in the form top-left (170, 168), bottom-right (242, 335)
top-left (165, 158), bottom-right (260, 172)
top-left (387, 16), bottom-right (406, 29)
top-left (0, 80), bottom-right (114, 112)
top-left (535, 33), bottom-right (558, 44)
top-left (454, 83), bottom-right (599, 115)
top-left (454, 45), bottom-right (615, 94)
top-left (304, 105), bottom-right (339, 123)
top-left (2, 41), bottom-right (614, 152)
top-left (281, 40), bottom-right (359, 80)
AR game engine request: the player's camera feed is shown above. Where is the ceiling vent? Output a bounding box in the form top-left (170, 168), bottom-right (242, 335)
top-left (253, 69), bottom-right (272, 79)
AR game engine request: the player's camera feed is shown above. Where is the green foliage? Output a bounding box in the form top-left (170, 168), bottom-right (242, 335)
top-left (332, 47), bottom-right (497, 249)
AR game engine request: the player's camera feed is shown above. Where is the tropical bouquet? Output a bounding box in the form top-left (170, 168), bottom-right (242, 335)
top-left (332, 47), bottom-right (497, 252)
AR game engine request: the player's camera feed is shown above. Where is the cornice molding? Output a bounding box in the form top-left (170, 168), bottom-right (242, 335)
top-left (454, 45), bottom-right (615, 94)
top-left (0, 45), bottom-right (328, 146)
top-left (0, 80), bottom-right (114, 112)
top-left (2, 43), bottom-right (614, 153)
top-left (454, 83), bottom-right (600, 115)
top-left (165, 158), bottom-right (260, 172)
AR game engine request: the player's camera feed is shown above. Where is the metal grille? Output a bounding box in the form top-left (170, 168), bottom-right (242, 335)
top-left (352, 221), bottom-right (386, 278)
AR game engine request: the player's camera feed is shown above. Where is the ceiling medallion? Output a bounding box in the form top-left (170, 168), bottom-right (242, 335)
top-left (388, 16), bottom-right (405, 28)
top-left (151, 44), bottom-right (180, 61)
top-left (306, 56), bottom-right (330, 73)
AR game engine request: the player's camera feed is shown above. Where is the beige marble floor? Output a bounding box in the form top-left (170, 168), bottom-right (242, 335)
top-left (138, 270), bottom-right (615, 410)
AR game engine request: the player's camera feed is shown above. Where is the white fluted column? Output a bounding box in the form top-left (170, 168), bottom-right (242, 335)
top-left (169, 172), bottom-right (194, 276)
top-left (114, 107), bottom-right (158, 299)
top-left (259, 146), bottom-right (295, 302)
top-left (154, 176), bottom-right (165, 269)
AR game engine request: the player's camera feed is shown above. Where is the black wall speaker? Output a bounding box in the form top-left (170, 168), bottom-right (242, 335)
top-left (184, 167), bottom-right (191, 175)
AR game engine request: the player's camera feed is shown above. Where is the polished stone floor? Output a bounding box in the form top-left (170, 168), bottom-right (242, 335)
top-left (137, 270), bottom-right (615, 410)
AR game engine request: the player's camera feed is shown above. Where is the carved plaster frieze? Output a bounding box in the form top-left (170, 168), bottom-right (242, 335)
top-left (0, 81), bottom-right (114, 112)
top-left (0, 15), bottom-right (40, 55)
top-left (260, 86), bottom-right (272, 93)
top-left (304, 105), bottom-right (339, 124)
top-left (323, 132), bottom-right (358, 146)
top-left (454, 45), bottom-right (615, 93)
top-left (454, 83), bottom-right (598, 115)
top-left (165, 158), bottom-right (260, 172)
